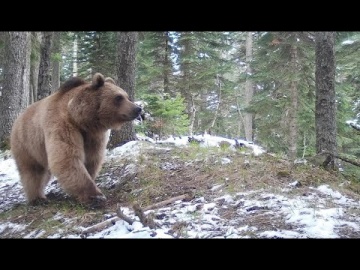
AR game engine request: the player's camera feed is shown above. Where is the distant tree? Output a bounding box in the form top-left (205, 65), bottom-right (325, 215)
top-left (107, 32), bottom-right (138, 149)
top-left (0, 33), bottom-right (5, 90)
top-left (62, 32), bottom-right (117, 80)
top-left (288, 34), bottom-right (300, 160)
top-left (175, 32), bottom-right (234, 136)
top-left (333, 32), bottom-right (360, 158)
top-left (59, 32), bottom-right (76, 81)
top-left (51, 31), bottom-right (61, 92)
top-left (249, 32), bottom-right (315, 156)
top-left (37, 31), bottom-right (54, 100)
top-left (315, 32), bottom-right (337, 169)
top-left (88, 32), bottom-right (117, 78)
top-left (140, 93), bottom-right (189, 138)
top-left (29, 32), bottom-right (42, 104)
top-left (136, 32), bottom-right (174, 97)
top-left (0, 32), bottom-right (31, 148)
top-left (244, 32), bottom-right (254, 142)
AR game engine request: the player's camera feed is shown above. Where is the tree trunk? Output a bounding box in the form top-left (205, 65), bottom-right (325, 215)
top-left (29, 32), bottom-right (42, 104)
top-left (0, 32), bottom-right (31, 148)
top-left (73, 34), bottom-right (78, 76)
top-left (288, 41), bottom-right (299, 160)
top-left (107, 32), bottom-right (138, 149)
top-left (180, 33), bottom-right (195, 135)
top-left (51, 31), bottom-right (61, 92)
top-left (209, 75), bottom-right (222, 131)
top-left (244, 32), bottom-right (254, 142)
top-left (188, 94), bottom-right (196, 136)
top-left (163, 31), bottom-right (171, 95)
top-left (37, 31), bottom-right (54, 100)
top-left (315, 32), bottom-right (337, 169)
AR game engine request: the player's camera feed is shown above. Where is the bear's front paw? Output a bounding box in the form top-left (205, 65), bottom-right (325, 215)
top-left (87, 194), bottom-right (107, 209)
top-left (28, 197), bottom-right (49, 206)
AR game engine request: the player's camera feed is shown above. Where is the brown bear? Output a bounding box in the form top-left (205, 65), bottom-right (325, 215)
top-left (10, 73), bottom-right (142, 208)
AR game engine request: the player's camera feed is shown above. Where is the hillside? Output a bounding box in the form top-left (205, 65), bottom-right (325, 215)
top-left (1, 136), bottom-right (360, 238)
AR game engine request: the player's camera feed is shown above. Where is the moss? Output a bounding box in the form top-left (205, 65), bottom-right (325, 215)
top-left (0, 136), bottom-right (11, 151)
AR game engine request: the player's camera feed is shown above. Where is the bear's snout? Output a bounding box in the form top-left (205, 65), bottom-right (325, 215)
top-left (133, 106), bottom-right (142, 119)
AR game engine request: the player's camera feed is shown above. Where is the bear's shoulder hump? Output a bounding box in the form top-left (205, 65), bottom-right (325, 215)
top-left (59, 77), bottom-right (87, 93)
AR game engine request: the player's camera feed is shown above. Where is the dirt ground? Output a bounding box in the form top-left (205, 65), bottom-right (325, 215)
top-left (1, 141), bottom-right (360, 238)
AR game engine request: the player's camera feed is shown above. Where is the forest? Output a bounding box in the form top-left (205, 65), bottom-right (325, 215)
top-left (0, 31), bottom-right (359, 179)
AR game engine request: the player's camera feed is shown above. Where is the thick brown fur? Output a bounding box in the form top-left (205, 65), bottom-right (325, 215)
top-left (10, 73), bottom-right (142, 207)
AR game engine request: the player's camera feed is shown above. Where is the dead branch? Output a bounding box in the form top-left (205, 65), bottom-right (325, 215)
top-left (335, 154), bottom-right (360, 167)
top-left (133, 203), bottom-right (158, 229)
top-left (322, 151), bottom-right (360, 167)
top-left (81, 216), bottom-right (120, 235)
top-left (116, 207), bottom-right (135, 225)
top-left (80, 194), bottom-right (192, 235)
top-left (143, 194), bottom-right (191, 211)
top-left (81, 208), bottom-right (135, 235)
top-left (131, 194), bottom-right (192, 229)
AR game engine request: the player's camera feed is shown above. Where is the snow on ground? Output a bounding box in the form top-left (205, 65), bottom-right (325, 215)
top-left (1, 135), bottom-right (360, 238)
top-left (62, 183), bottom-right (360, 239)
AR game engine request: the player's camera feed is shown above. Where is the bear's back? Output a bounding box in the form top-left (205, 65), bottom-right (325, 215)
top-left (58, 77), bottom-right (87, 93)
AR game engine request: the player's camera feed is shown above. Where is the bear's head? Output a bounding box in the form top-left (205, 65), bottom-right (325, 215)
top-left (67, 73), bottom-right (142, 131)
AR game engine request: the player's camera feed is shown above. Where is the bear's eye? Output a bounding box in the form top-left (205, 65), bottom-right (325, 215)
top-left (115, 95), bottom-right (124, 102)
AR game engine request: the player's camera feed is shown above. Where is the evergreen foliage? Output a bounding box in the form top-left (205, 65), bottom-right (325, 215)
top-left (136, 31), bottom-right (175, 97)
top-left (37, 31), bottom-right (360, 178)
top-left (249, 32), bottom-right (316, 156)
top-left (175, 31), bottom-right (237, 134)
top-left (138, 93), bottom-right (189, 138)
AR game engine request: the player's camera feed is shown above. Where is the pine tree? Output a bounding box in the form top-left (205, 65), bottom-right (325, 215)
top-left (107, 32), bottom-right (138, 149)
top-left (0, 32), bottom-right (31, 148)
top-left (315, 32), bottom-right (337, 169)
top-left (136, 31), bottom-right (175, 97)
top-left (249, 32), bottom-right (315, 157)
top-left (175, 31), bottom-right (235, 136)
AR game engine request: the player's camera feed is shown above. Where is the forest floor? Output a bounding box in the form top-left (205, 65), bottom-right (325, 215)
top-left (1, 138), bottom-right (360, 238)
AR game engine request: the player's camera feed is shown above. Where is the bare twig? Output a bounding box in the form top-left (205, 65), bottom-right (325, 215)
top-left (143, 194), bottom-right (191, 211)
top-left (80, 194), bottom-right (192, 235)
top-left (133, 203), bottom-right (158, 229)
top-left (81, 216), bottom-right (120, 235)
top-left (116, 207), bottom-right (135, 225)
top-left (334, 154), bottom-right (360, 167)
top-left (131, 194), bottom-right (191, 229)
top-left (321, 151), bottom-right (360, 167)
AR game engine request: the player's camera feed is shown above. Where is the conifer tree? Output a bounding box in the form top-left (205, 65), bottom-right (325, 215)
top-left (315, 32), bottom-right (337, 168)
top-left (249, 32), bottom-right (315, 157)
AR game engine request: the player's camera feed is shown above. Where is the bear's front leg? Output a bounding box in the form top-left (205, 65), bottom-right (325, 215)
top-left (47, 139), bottom-right (106, 208)
top-left (83, 132), bottom-right (108, 180)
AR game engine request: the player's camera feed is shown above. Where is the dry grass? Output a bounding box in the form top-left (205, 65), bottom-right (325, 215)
top-left (1, 141), bottom-right (360, 238)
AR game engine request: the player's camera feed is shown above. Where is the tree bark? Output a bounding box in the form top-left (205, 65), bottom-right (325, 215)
top-left (209, 75), bottom-right (222, 131)
top-left (51, 31), bottom-right (61, 92)
top-left (0, 32), bottom-right (31, 147)
top-left (188, 94), bottom-right (196, 136)
top-left (107, 32), bottom-right (138, 149)
top-left (72, 33), bottom-right (78, 76)
top-left (244, 32), bottom-right (254, 142)
top-left (180, 32), bottom-right (195, 135)
top-left (163, 31), bottom-right (171, 95)
top-left (288, 40), bottom-right (299, 160)
top-left (37, 31), bottom-right (54, 100)
top-left (29, 32), bottom-right (42, 104)
top-left (315, 32), bottom-right (337, 169)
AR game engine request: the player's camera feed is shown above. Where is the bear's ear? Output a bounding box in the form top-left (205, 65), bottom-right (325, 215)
top-left (92, 73), bottom-right (105, 89)
top-left (105, 77), bottom-right (116, 85)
